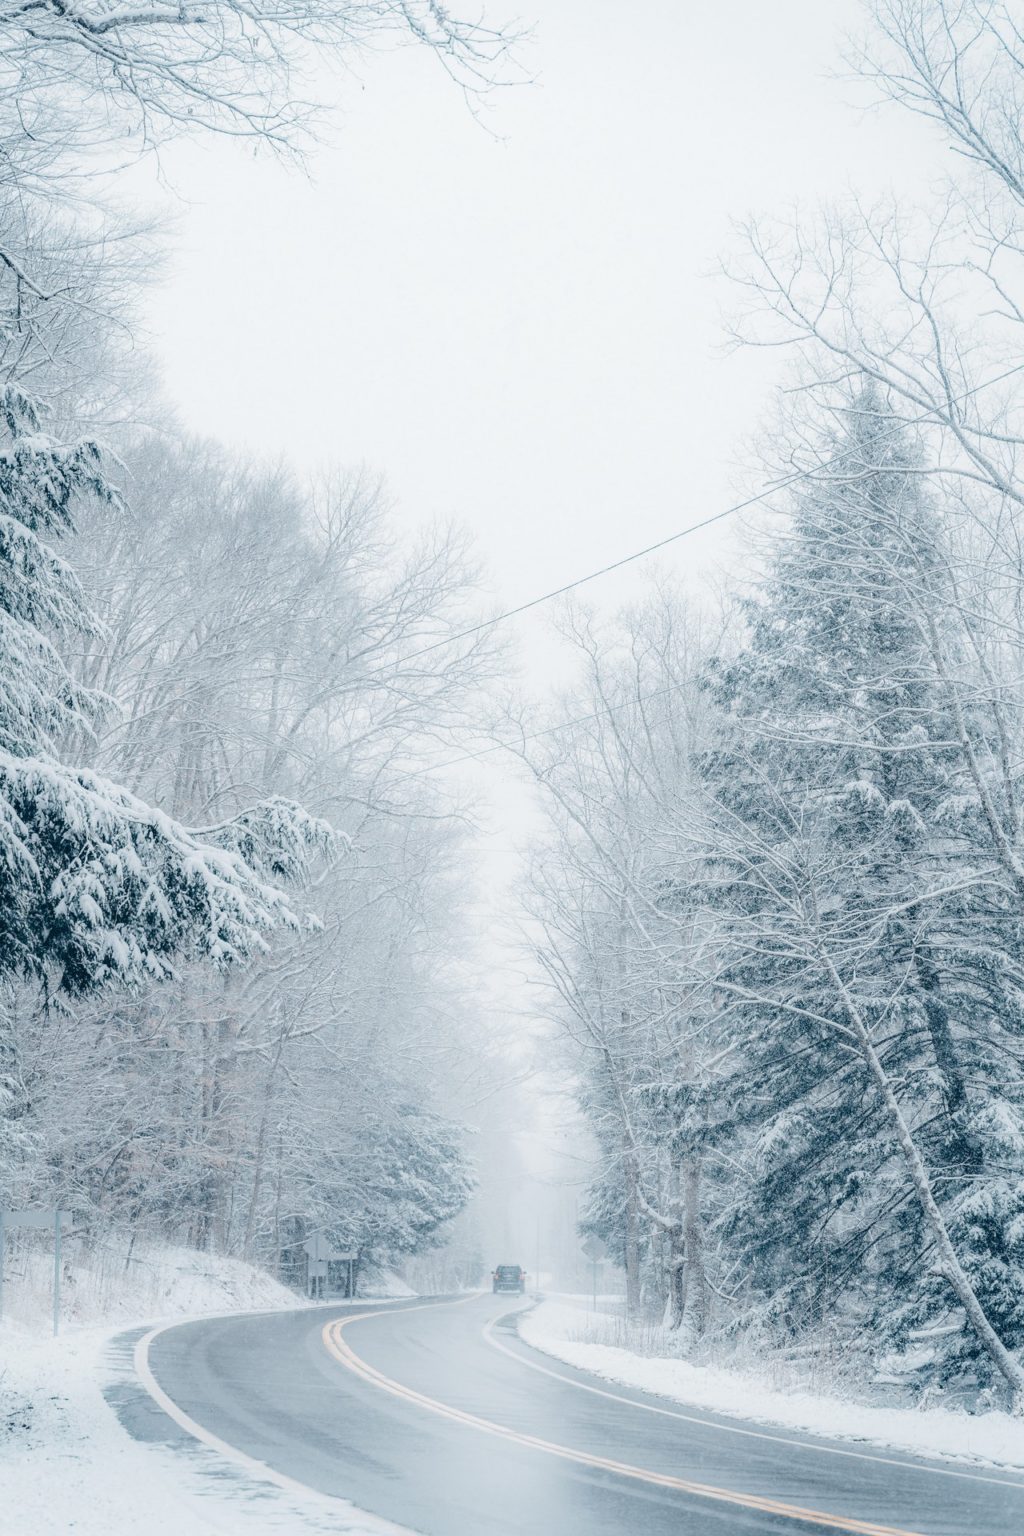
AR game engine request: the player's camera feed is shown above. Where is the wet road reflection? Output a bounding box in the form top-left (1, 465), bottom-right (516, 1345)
top-left (142, 1294), bottom-right (1024, 1535)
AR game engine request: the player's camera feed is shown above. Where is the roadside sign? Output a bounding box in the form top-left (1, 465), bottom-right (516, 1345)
top-left (302, 1234), bottom-right (352, 1262)
top-left (0, 1209), bottom-right (72, 1335)
top-left (3, 1210), bottom-right (71, 1229)
top-left (302, 1237), bottom-right (355, 1298)
top-left (581, 1235), bottom-right (606, 1311)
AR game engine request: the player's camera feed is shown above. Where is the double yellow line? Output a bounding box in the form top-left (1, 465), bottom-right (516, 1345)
top-left (322, 1302), bottom-right (926, 1536)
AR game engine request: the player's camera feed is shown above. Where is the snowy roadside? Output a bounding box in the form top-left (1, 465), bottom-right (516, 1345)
top-left (1, 1243), bottom-right (418, 1536)
top-left (0, 1233), bottom-right (414, 1333)
top-left (519, 1299), bottom-right (1024, 1474)
top-left (2, 1319), bottom-right (415, 1536)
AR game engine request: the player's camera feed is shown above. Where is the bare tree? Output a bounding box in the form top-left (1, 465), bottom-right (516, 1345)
top-left (519, 594), bottom-right (727, 1338)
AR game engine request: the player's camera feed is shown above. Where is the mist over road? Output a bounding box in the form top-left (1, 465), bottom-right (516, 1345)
top-left (126, 1293), bottom-right (1024, 1535)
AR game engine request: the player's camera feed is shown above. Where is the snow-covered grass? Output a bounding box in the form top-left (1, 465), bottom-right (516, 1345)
top-left (0, 1236), bottom-right (418, 1535)
top-left (3, 1230), bottom-right (303, 1332)
top-left (1, 1226), bottom-right (415, 1330)
top-left (521, 1298), bottom-right (1024, 1473)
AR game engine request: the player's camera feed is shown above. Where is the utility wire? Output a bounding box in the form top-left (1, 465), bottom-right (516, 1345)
top-left (397, 360), bottom-right (1024, 779)
top-left (398, 359), bottom-right (1024, 668)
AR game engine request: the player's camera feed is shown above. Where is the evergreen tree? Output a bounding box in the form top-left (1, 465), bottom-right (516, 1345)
top-left (698, 386), bottom-right (1024, 1397)
top-left (308, 1099), bottom-right (475, 1271)
top-left (0, 382), bottom-right (331, 998)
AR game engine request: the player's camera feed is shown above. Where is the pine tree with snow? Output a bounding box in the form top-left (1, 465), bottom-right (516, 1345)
top-left (300, 1097), bottom-right (475, 1272)
top-left (0, 382), bottom-right (332, 998)
top-left (696, 385), bottom-right (1024, 1400)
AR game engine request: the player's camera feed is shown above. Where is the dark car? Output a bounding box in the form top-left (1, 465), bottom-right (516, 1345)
top-left (492, 1263), bottom-right (527, 1294)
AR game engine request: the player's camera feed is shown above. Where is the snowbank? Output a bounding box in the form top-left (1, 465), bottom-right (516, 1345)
top-left (520, 1299), bottom-right (1024, 1473)
top-left (2, 1230), bottom-right (417, 1333)
top-left (0, 1240), bottom-right (417, 1535)
top-left (1, 1319), bottom-right (410, 1535)
top-left (359, 1266), bottom-right (416, 1300)
top-left (2, 1232), bottom-right (303, 1332)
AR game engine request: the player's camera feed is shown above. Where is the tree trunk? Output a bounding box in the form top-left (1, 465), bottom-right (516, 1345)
top-left (823, 952), bottom-right (1024, 1410)
top-left (273, 1132), bottom-right (284, 1282)
top-left (678, 1156), bottom-right (708, 1348)
top-left (192, 1011), bottom-right (233, 1251)
top-left (243, 1038), bottom-right (284, 1260)
top-left (664, 1161), bottom-right (686, 1330)
top-left (622, 1136), bottom-right (642, 1322)
top-left (913, 948), bottom-right (982, 1175)
top-left (666, 1242), bottom-right (686, 1329)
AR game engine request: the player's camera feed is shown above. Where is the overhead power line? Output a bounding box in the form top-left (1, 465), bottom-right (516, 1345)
top-left (398, 360), bottom-right (1024, 780)
top-left (398, 360), bottom-right (1024, 669)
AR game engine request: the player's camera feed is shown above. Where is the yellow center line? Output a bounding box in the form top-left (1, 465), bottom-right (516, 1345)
top-left (321, 1299), bottom-right (927, 1536)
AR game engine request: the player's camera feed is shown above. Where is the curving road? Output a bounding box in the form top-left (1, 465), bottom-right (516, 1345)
top-left (129, 1293), bottom-right (1024, 1535)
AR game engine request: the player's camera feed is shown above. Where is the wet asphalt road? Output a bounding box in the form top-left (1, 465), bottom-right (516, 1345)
top-left (137, 1292), bottom-right (1024, 1535)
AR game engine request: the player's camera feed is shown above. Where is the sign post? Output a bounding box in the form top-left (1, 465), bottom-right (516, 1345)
top-left (581, 1235), bottom-right (607, 1311)
top-left (302, 1237), bottom-right (356, 1300)
top-left (303, 1233), bottom-right (329, 1299)
top-left (1, 1210), bottom-right (71, 1335)
top-left (53, 1209), bottom-right (62, 1337)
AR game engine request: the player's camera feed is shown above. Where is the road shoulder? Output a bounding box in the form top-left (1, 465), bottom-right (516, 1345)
top-left (0, 1306), bottom-right (419, 1536)
top-left (519, 1298), bottom-right (1024, 1476)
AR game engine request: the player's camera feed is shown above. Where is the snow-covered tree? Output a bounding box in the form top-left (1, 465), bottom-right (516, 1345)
top-left (521, 596), bottom-right (726, 1334)
top-left (310, 1099), bottom-right (475, 1274)
top-left (0, 0), bottom-right (506, 1299)
top-left (0, 385), bottom-right (334, 997)
top-left (694, 388), bottom-right (1024, 1402)
top-left (1, 428), bottom-right (490, 1279)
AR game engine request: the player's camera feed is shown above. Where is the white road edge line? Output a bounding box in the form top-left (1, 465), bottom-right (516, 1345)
top-left (133, 1316), bottom-right (417, 1536)
top-left (483, 1306), bottom-right (1024, 1492)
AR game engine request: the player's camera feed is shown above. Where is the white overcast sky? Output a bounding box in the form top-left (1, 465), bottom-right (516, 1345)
top-left (140, 0), bottom-right (939, 619)
top-left (135, 0), bottom-right (942, 1054)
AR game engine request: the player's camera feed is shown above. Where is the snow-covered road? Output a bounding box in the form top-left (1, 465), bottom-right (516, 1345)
top-left (120, 1293), bottom-right (1024, 1535)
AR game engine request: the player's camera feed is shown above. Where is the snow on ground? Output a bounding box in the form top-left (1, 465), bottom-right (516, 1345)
top-left (520, 1298), bottom-right (1024, 1474)
top-left (2, 1228), bottom-right (414, 1333)
top-left (0, 1238), bottom-right (418, 1536)
top-left (4, 1232), bottom-right (303, 1332)
top-left (1, 1318), bottom-right (413, 1536)
top-left (358, 1265), bottom-right (416, 1300)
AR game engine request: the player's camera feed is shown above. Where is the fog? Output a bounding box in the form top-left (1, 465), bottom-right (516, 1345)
top-left (9, 3), bottom-right (1024, 1526)
top-left (122, 0), bottom-right (943, 1282)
